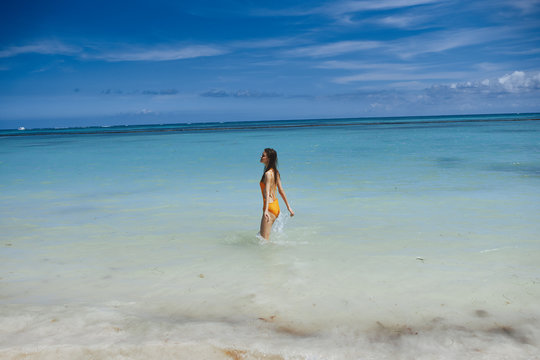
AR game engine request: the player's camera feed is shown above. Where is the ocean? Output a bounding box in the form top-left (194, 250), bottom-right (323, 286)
top-left (1, 114), bottom-right (539, 359)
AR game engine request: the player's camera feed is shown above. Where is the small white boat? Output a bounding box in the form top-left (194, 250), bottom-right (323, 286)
top-left (18, 127), bottom-right (25, 131)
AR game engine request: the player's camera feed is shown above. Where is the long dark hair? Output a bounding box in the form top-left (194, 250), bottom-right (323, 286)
top-left (261, 148), bottom-right (280, 183)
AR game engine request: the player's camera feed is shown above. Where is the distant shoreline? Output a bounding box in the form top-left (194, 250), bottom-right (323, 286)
top-left (2, 113), bottom-right (539, 137)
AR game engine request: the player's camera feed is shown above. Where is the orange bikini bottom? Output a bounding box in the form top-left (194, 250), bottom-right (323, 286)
top-left (265, 199), bottom-right (280, 217)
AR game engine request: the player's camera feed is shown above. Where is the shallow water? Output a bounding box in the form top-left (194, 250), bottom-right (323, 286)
top-left (1, 114), bottom-right (540, 359)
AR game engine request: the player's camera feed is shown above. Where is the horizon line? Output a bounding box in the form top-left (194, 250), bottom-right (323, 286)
top-left (2, 113), bottom-right (539, 137)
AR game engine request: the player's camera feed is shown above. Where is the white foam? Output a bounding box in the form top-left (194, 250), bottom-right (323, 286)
top-left (0, 303), bottom-right (538, 359)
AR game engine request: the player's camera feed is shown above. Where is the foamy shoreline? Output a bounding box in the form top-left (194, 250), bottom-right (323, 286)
top-left (1, 302), bottom-right (538, 359)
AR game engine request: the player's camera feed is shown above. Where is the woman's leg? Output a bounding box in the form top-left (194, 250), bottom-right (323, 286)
top-left (259, 212), bottom-right (277, 240)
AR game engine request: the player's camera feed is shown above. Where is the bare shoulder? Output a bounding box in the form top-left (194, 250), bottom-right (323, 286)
top-left (264, 170), bottom-right (275, 181)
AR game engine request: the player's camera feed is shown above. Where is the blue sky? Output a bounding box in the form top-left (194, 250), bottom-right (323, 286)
top-left (1, 0), bottom-right (539, 128)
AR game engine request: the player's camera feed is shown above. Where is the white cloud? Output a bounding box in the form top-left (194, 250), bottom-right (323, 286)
top-left (200, 89), bottom-right (281, 98)
top-left (322, 0), bottom-right (443, 14)
top-left (259, 0), bottom-right (443, 17)
top-left (320, 61), bottom-right (472, 85)
top-left (475, 62), bottom-right (504, 72)
top-left (393, 27), bottom-right (512, 58)
top-left (333, 71), bottom-right (470, 84)
top-left (231, 37), bottom-right (302, 49)
top-left (376, 13), bottom-right (430, 28)
top-left (254, 0), bottom-right (446, 29)
top-left (498, 70), bottom-right (540, 92)
top-left (85, 45), bottom-right (227, 62)
top-left (325, 70), bottom-right (540, 116)
top-left (388, 81), bottom-right (429, 89)
top-left (283, 40), bottom-right (382, 58)
top-left (505, 0), bottom-right (540, 14)
top-left (316, 60), bottom-right (378, 69)
top-left (291, 26), bottom-right (512, 61)
top-left (0, 41), bottom-right (227, 62)
top-left (317, 60), bottom-right (424, 72)
top-left (0, 40), bottom-right (80, 58)
top-left (428, 70), bottom-right (540, 94)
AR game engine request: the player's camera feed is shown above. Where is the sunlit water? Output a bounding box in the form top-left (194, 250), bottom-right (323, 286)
top-left (1, 114), bottom-right (539, 359)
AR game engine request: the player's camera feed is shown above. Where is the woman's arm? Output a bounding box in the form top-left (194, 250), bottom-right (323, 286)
top-left (277, 175), bottom-right (294, 216)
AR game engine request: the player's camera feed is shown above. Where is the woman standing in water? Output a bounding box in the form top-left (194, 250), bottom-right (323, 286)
top-left (259, 148), bottom-right (294, 240)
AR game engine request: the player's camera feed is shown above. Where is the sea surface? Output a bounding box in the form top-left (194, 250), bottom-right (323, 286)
top-left (1, 114), bottom-right (540, 359)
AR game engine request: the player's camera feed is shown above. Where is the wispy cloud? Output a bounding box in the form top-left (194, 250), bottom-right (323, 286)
top-left (317, 60), bottom-right (418, 70)
top-left (255, 0), bottom-right (443, 17)
top-left (283, 25), bottom-right (512, 61)
top-left (504, 0), bottom-right (540, 14)
top-left (86, 45), bottom-right (228, 62)
top-left (0, 40), bottom-right (228, 62)
top-left (316, 0), bottom-right (444, 15)
top-left (141, 89), bottom-right (179, 95)
top-left (231, 37), bottom-right (304, 49)
top-left (319, 70), bottom-right (540, 115)
top-left (0, 40), bottom-right (80, 58)
top-left (137, 109), bottom-right (156, 115)
top-left (333, 71), bottom-right (471, 84)
top-left (283, 40), bottom-right (382, 58)
top-left (100, 88), bottom-right (180, 96)
top-left (200, 89), bottom-right (282, 98)
top-left (374, 13), bottom-right (431, 28)
top-left (425, 70), bottom-right (540, 97)
top-left (389, 27), bottom-right (514, 58)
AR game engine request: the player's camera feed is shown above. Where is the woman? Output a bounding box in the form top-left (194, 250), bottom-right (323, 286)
top-left (259, 148), bottom-right (294, 240)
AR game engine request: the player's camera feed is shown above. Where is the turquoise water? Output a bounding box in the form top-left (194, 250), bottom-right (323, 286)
top-left (1, 114), bottom-right (540, 359)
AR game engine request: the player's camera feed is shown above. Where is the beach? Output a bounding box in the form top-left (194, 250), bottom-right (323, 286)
top-left (1, 114), bottom-right (539, 359)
